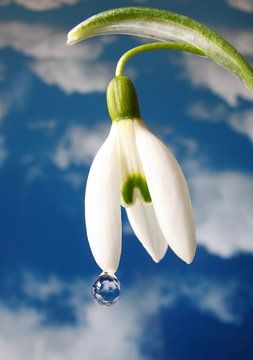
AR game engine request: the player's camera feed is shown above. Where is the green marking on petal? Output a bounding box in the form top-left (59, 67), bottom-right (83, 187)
top-left (122, 174), bottom-right (151, 205)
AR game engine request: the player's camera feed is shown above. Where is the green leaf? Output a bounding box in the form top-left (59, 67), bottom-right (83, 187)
top-left (67, 7), bottom-right (253, 96)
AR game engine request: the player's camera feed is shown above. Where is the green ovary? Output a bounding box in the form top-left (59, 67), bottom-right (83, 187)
top-left (121, 174), bottom-right (152, 205)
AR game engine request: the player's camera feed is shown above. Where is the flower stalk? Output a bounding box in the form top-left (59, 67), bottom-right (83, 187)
top-left (115, 42), bottom-right (205, 76)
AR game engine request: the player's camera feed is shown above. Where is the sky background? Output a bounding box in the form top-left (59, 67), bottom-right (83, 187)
top-left (0, 0), bottom-right (253, 359)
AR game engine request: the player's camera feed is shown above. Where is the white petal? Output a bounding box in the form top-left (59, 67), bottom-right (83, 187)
top-left (126, 200), bottom-right (168, 262)
top-left (135, 121), bottom-right (196, 264)
top-left (85, 125), bottom-right (121, 273)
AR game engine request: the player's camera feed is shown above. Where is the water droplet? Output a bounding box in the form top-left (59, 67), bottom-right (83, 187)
top-left (92, 272), bottom-right (120, 306)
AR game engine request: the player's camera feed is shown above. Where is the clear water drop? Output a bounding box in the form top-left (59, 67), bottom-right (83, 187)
top-left (92, 272), bottom-right (120, 306)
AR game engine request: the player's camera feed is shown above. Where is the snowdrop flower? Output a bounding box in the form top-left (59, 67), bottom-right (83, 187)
top-left (69, 7), bottom-right (253, 283)
top-left (85, 75), bottom-right (196, 275)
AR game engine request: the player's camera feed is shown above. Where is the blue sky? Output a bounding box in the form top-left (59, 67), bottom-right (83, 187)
top-left (0, 0), bottom-right (253, 359)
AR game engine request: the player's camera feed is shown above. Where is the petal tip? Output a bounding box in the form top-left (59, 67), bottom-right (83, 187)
top-left (181, 242), bottom-right (197, 264)
top-left (184, 256), bottom-right (195, 265)
top-left (168, 233), bottom-right (196, 264)
top-left (152, 256), bottom-right (162, 264)
top-left (151, 250), bottom-right (167, 263)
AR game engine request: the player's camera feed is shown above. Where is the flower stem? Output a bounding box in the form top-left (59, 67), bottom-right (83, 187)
top-left (115, 42), bottom-right (205, 76)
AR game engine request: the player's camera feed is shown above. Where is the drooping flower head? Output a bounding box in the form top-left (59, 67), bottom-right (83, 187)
top-left (85, 75), bottom-right (196, 278)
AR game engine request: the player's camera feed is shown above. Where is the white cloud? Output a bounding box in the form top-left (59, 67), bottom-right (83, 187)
top-left (0, 271), bottom-right (247, 360)
top-left (19, 273), bottom-right (248, 326)
top-left (187, 102), bottom-right (226, 122)
top-left (31, 59), bottom-right (111, 94)
top-left (221, 28), bottom-right (253, 57)
top-left (226, 0), bottom-right (253, 13)
top-left (0, 275), bottom-right (145, 360)
top-left (20, 154), bottom-right (34, 165)
top-left (0, 0), bottom-right (11, 5)
top-left (0, 22), bottom-right (102, 61)
top-left (0, 136), bottom-right (7, 166)
top-left (22, 273), bottom-right (64, 301)
top-left (159, 123), bottom-right (253, 258)
top-left (0, 98), bottom-right (10, 123)
top-left (0, 0), bottom-right (79, 11)
top-left (182, 26), bottom-right (253, 106)
top-left (63, 171), bottom-right (84, 189)
top-left (27, 119), bottom-right (57, 131)
top-left (0, 21), bottom-right (113, 94)
top-left (25, 165), bottom-right (45, 182)
top-left (191, 169), bottom-right (253, 258)
top-left (177, 136), bottom-right (199, 153)
top-left (0, 298), bottom-right (140, 360)
top-left (52, 124), bottom-right (109, 169)
top-left (0, 65), bottom-right (11, 122)
top-left (0, 62), bottom-right (5, 81)
top-left (179, 278), bottom-right (240, 323)
top-left (229, 109), bottom-right (253, 142)
top-left (166, 122), bottom-right (253, 258)
top-left (182, 56), bottom-right (253, 106)
top-left (187, 101), bottom-right (253, 144)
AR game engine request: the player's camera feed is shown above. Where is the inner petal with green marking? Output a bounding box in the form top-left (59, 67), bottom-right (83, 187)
top-left (113, 118), bottom-right (152, 207)
top-left (121, 173), bottom-right (152, 206)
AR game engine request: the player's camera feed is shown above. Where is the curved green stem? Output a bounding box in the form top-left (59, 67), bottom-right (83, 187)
top-left (115, 42), bottom-right (206, 76)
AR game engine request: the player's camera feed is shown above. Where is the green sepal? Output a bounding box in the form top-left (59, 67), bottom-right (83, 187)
top-left (122, 174), bottom-right (151, 205)
top-left (106, 75), bottom-right (140, 122)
